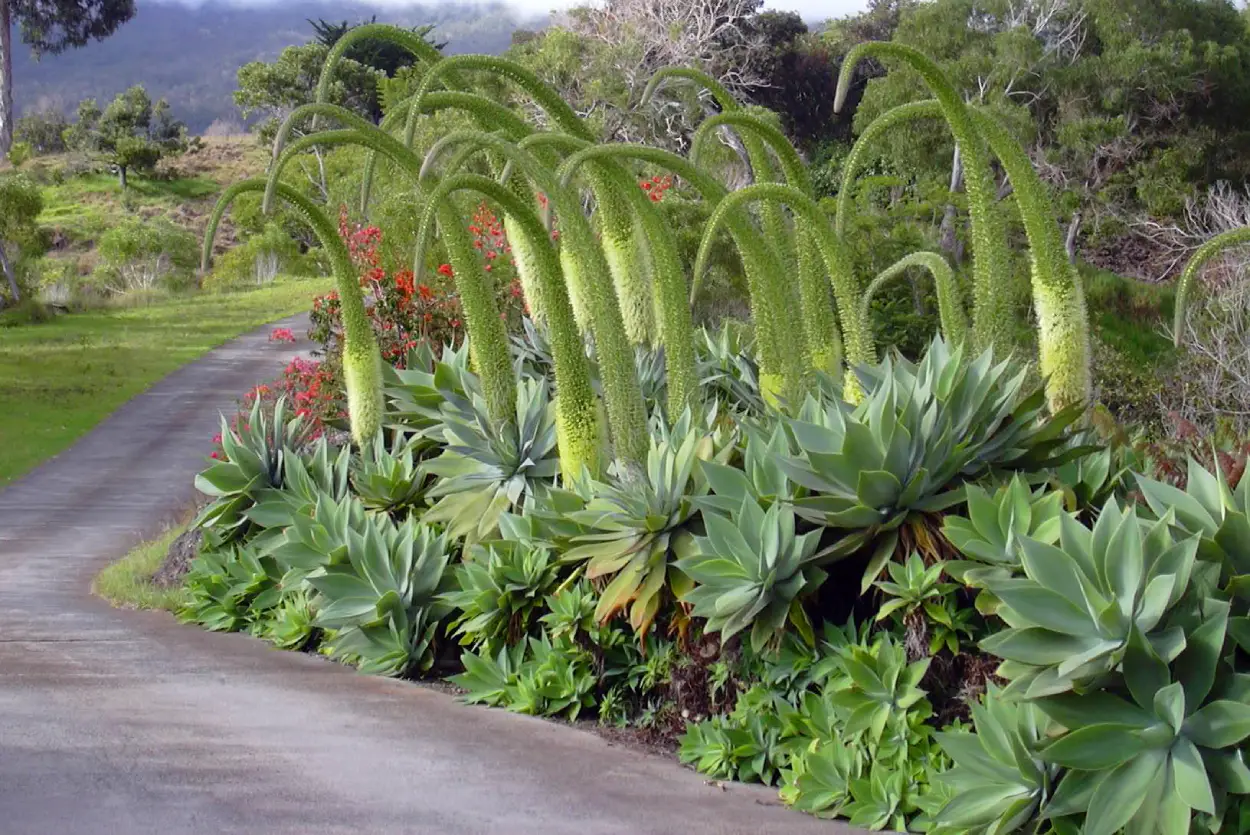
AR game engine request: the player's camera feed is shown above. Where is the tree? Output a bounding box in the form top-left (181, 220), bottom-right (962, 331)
top-left (235, 21), bottom-right (446, 139)
top-left (846, 0), bottom-right (1250, 271)
top-left (13, 106), bottom-right (68, 153)
top-left (234, 43), bottom-right (383, 143)
top-left (0, 0), bottom-right (136, 155)
top-left (0, 172), bottom-right (43, 305)
top-left (309, 17), bottom-right (446, 78)
top-left (69, 86), bottom-right (187, 188)
top-left (749, 12), bottom-right (838, 147)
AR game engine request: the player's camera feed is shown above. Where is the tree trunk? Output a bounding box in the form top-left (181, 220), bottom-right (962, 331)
top-left (0, 242), bottom-right (20, 303)
top-left (1065, 211), bottom-right (1082, 264)
top-left (0, 0), bottom-right (13, 158)
top-left (118, 165), bottom-right (127, 189)
top-left (939, 143), bottom-right (965, 266)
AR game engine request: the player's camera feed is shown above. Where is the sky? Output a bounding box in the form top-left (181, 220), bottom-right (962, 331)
top-left (155, 0), bottom-right (871, 23)
top-left (495, 0), bottom-right (868, 17)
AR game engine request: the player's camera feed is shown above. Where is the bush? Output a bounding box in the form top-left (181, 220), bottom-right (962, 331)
top-left (6, 142), bottom-right (33, 167)
top-left (92, 218), bottom-right (199, 295)
top-left (14, 109), bottom-right (70, 155)
top-left (204, 223), bottom-right (306, 291)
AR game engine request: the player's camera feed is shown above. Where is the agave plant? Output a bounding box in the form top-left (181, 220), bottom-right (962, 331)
top-left (179, 540), bottom-right (284, 633)
top-left (307, 513), bottom-right (455, 676)
top-left (696, 422), bottom-right (796, 514)
top-left (696, 322), bottom-right (765, 416)
top-left (383, 340), bottom-right (475, 435)
top-left (943, 476), bottom-right (1065, 613)
top-left (422, 376), bottom-right (561, 543)
top-left (561, 427), bottom-right (716, 636)
top-left (1137, 458), bottom-right (1250, 591)
top-left (978, 500), bottom-right (1201, 698)
top-left (452, 632), bottom-right (597, 720)
top-left (442, 527), bottom-right (563, 654)
top-left (193, 397), bottom-right (311, 536)
top-left (350, 430), bottom-right (429, 514)
top-left (928, 684), bottom-right (1059, 835)
top-left (873, 554), bottom-right (973, 656)
top-left (1033, 598), bottom-right (1249, 834)
top-left (783, 337), bottom-right (1083, 592)
top-left (676, 495), bottom-right (824, 652)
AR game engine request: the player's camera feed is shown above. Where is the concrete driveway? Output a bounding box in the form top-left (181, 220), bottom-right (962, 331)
top-left (0, 316), bottom-right (849, 834)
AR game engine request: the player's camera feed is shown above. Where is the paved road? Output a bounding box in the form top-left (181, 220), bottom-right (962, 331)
top-left (0, 317), bottom-right (847, 835)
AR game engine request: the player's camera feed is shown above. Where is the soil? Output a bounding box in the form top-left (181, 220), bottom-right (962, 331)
top-left (151, 526), bottom-right (203, 588)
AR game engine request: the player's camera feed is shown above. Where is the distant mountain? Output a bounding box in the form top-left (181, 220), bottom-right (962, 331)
top-left (12, 0), bottom-right (539, 133)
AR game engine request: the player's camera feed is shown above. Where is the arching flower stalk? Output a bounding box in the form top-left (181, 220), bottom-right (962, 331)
top-left (693, 182), bottom-right (873, 401)
top-left (262, 118), bottom-right (521, 430)
top-left (642, 67), bottom-right (793, 275)
top-left (412, 173), bottom-right (603, 478)
top-left (416, 129), bottom-right (649, 469)
top-left (836, 42), bottom-right (1013, 355)
top-left (861, 251), bottom-right (967, 346)
top-left (834, 99), bottom-right (946, 239)
top-left (967, 108), bottom-right (1090, 412)
top-left (833, 91), bottom-right (1092, 411)
top-left (1172, 227), bottom-right (1250, 346)
top-left (556, 142), bottom-right (806, 406)
top-left (409, 54), bottom-right (656, 347)
top-left (553, 139), bottom-right (698, 414)
top-left (203, 179), bottom-right (382, 446)
top-left (691, 110), bottom-right (842, 378)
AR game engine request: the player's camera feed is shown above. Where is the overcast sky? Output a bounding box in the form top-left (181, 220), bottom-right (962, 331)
top-left (500, 0), bottom-right (869, 17)
top-left (165, 0), bottom-right (873, 23)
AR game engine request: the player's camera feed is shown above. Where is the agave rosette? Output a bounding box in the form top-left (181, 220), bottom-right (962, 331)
top-left (349, 430), bottom-right (430, 514)
top-left (1138, 458), bottom-right (1250, 599)
top-left (194, 397), bottom-right (313, 535)
top-left (561, 428), bottom-right (717, 636)
top-left (442, 520), bottom-right (563, 653)
top-left (782, 337), bottom-right (1084, 591)
top-left (929, 684), bottom-right (1059, 834)
top-left (307, 513), bottom-right (454, 676)
top-left (1032, 597), bottom-right (1250, 834)
top-left (422, 376), bottom-right (561, 543)
top-left (677, 495), bottom-right (824, 652)
top-left (979, 500), bottom-right (1201, 698)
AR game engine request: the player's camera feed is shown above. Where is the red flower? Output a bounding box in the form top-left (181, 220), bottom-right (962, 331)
top-left (418, 284), bottom-right (435, 301)
top-left (437, 264), bottom-right (454, 277)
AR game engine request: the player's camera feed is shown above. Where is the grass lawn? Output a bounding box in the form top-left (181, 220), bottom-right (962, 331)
top-left (93, 524), bottom-right (189, 612)
top-left (0, 278), bottom-right (331, 484)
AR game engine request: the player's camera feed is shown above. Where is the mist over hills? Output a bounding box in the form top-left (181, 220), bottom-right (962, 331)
top-left (11, 1), bottom-right (538, 132)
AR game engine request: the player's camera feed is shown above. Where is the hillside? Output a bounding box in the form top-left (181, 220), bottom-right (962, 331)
top-left (11, 0), bottom-right (538, 133)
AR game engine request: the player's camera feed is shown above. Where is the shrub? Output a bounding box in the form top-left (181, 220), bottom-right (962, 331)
top-left (204, 223), bottom-right (305, 290)
top-left (93, 218), bottom-right (199, 295)
top-left (6, 142), bottom-right (33, 167)
top-left (14, 108), bottom-right (70, 155)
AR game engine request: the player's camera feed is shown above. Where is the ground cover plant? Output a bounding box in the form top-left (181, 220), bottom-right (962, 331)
top-left (168, 24), bottom-right (1250, 833)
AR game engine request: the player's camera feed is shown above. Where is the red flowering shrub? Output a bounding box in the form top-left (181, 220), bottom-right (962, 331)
top-left (208, 357), bottom-right (343, 460)
top-left (214, 203), bottom-right (529, 459)
top-left (310, 204), bottom-right (526, 369)
top-left (640, 174), bottom-right (674, 203)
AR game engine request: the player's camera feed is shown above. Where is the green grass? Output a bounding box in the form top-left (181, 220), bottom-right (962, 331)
top-left (0, 278), bottom-right (331, 484)
top-left (93, 524), bottom-right (189, 612)
top-left (1080, 263), bottom-right (1177, 367)
top-left (38, 174), bottom-right (222, 241)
